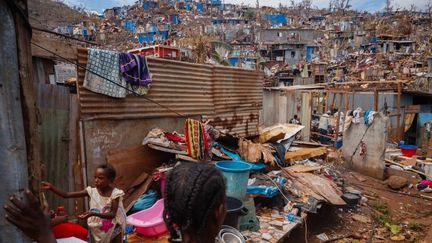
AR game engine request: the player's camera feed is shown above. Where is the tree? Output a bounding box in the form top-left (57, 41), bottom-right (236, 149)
top-left (333, 0), bottom-right (351, 12)
top-left (244, 9), bottom-right (256, 21)
top-left (427, 0), bottom-right (432, 26)
top-left (384, 0), bottom-right (393, 13)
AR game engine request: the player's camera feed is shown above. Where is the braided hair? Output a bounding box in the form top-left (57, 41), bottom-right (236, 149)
top-left (163, 163), bottom-right (226, 242)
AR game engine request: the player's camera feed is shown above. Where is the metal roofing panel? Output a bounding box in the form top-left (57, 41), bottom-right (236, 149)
top-left (77, 48), bottom-right (214, 119)
top-left (77, 48), bottom-right (263, 136)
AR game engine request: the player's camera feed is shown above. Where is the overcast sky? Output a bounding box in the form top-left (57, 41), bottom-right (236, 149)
top-left (63, 0), bottom-right (430, 13)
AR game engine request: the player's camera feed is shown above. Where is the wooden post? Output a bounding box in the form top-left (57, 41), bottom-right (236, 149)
top-left (374, 89), bottom-right (379, 111)
top-left (13, 0), bottom-right (42, 192)
top-left (334, 93), bottom-right (343, 147)
top-left (345, 93), bottom-right (350, 112)
top-left (324, 92), bottom-right (329, 112)
top-left (301, 92), bottom-right (312, 142)
top-left (331, 92), bottom-right (336, 110)
top-left (397, 82), bottom-right (402, 141)
top-left (351, 92), bottom-right (355, 110)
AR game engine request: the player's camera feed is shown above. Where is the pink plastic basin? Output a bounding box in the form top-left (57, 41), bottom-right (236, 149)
top-left (127, 199), bottom-right (167, 236)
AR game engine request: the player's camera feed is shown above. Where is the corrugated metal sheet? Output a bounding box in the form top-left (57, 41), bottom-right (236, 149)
top-left (0, 2), bottom-right (29, 240)
top-left (77, 48), bottom-right (214, 119)
top-left (77, 48), bottom-right (263, 136)
top-left (35, 82), bottom-right (71, 212)
top-left (203, 66), bottom-right (263, 137)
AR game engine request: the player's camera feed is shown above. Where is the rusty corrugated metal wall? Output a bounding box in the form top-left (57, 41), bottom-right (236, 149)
top-left (77, 48), bottom-right (214, 119)
top-left (77, 48), bottom-right (263, 137)
top-left (203, 66), bottom-right (263, 137)
top-left (35, 83), bottom-right (71, 211)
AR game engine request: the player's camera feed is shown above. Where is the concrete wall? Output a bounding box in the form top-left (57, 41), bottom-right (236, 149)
top-left (262, 89), bottom-right (303, 126)
top-left (258, 29), bottom-right (322, 44)
top-left (342, 113), bottom-right (389, 179)
top-left (328, 92), bottom-right (413, 127)
top-left (82, 116), bottom-right (197, 184)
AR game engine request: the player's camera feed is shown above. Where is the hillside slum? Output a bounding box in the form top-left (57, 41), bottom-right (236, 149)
top-left (1, 0), bottom-right (432, 242)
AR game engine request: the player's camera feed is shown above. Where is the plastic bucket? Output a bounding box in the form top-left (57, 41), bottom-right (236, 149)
top-left (223, 197), bottom-right (249, 230)
top-left (215, 161), bottom-right (252, 200)
top-left (400, 145), bottom-right (417, 157)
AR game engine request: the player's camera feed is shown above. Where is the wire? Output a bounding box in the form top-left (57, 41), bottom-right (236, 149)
top-left (32, 26), bottom-right (99, 45)
top-left (262, 173), bottom-right (291, 202)
top-left (30, 42), bottom-right (186, 117)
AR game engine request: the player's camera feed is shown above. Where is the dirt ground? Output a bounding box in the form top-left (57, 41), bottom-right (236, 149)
top-left (287, 167), bottom-right (432, 243)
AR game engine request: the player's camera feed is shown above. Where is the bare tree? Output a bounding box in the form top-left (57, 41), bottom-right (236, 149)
top-left (427, 0), bottom-right (432, 23)
top-left (300, 0), bottom-right (313, 10)
top-left (384, 0), bottom-right (393, 13)
top-left (296, 0), bottom-right (313, 17)
top-left (329, 0), bottom-right (334, 11)
top-left (333, 0), bottom-right (351, 12)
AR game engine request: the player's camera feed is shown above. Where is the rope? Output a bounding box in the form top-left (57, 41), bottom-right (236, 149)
top-left (30, 42), bottom-right (186, 117)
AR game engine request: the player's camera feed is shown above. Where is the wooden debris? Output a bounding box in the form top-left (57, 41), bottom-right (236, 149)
top-left (385, 159), bottom-right (431, 179)
top-left (286, 164), bottom-right (324, 173)
top-left (294, 173), bottom-right (346, 205)
top-left (285, 146), bottom-right (327, 163)
top-left (352, 214), bottom-right (371, 224)
top-left (350, 172), bottom-right (367, 182)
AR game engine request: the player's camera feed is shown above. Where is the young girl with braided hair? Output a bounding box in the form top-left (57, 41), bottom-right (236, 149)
top-left (163, 162), bottom-right (227, 243)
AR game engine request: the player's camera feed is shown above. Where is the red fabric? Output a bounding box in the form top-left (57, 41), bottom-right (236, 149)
top-left (52, 222), bottom-right (88, 241)
top-left (164, 132), bottom-right (185, 143)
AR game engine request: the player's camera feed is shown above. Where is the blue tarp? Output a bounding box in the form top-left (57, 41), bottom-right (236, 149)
top-left (218, 145), bottom-right (266, 171)
top-left (228, 57), bottom-right (239, 66)
top-left (207, 0), bottom-right (221, 5)
top-left (149, 24), bottom-right (157, 32)
top-left (171, 14), bottom-right (179, 24)
top-left (138, 31), bottom-right (169, 43)
top-left (143, 1), bottom-right (158, 10)
top-left (197, 3), bottom-right (204, 12)
top-left (306, 46), bottom-right (314, 62)
top-left (123, 20), bottom-right (136, 32)
top-left (264, 14), bottom-right (287, 24)
top-left (247, 177), bottom-right (287, 198)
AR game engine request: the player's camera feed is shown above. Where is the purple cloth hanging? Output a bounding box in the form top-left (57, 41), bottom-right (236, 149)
top-left (119, 53), bottom-right (152, 86)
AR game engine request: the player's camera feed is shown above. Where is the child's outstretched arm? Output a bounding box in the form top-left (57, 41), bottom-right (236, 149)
top-left (42, 181), bottom-right (88, 198)
top-left (79, 198), bottom-right (119, 220)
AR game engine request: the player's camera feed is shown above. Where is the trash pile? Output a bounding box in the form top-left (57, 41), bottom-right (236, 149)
top-left (106, 118), bottom-right (381, 242)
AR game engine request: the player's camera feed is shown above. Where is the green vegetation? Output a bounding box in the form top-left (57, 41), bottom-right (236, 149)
top-left (372, 201), bottom-right (389, 215)
top-left (408, 223), bottom-right (425, 232)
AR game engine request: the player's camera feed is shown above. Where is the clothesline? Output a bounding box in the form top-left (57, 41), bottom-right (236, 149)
top-left (31, 42), bottom-right (185, 118)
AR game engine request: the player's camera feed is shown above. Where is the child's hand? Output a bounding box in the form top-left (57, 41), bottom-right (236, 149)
top-left (78, 212), bottom-right (92, 219)
top-left (41, 182), bottom-right (52, 190)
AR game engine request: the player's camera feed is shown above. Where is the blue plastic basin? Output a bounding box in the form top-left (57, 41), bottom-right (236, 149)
top-left (216, 161), bottom-right (252, 200)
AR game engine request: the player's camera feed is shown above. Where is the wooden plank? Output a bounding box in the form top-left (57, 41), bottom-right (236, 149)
top-left (285, 146), bottom-right (327, 162)
top-left (301, 92), bottom-right (312, 141)
top-left (31, 33), bottom-right (78, 61)
top-left (374, 89), bottom-right (379, 111)
top-left (334, 93), bottom-right (343, 147)
top-left (286, 164), bottom-right (324, 173)
top-left (14, 6), bottom-right (42, 192)
top-left (324, 92), bottom-right (329, 112)
top-left (397, 83), bottom-right (402, 141)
